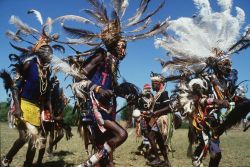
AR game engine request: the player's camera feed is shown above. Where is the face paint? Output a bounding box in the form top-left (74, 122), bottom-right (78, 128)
top-left (143, 88), bottom-right (151, 95)
top-left (192, 84), bottom-right (204, 96)
top-left (152, 81), bottom-right (161, 91)
top-left (116, 40), bottom-right (127, 60)
top-left (217, 59), bottom-right (232, 77)
top-left (37, 45), bottom-right (53, 66)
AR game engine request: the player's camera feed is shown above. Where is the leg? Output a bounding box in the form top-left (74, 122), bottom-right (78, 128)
top-left (209, 139), bottom-right (221, 167)
top-left (47, 125), bottom-right (55, 154)
top-left (137, 141), bottom-right (144, 153)
top-left (82, 121), bottom-right (128, 167)
top-left (156, 132), bottom-right (170, 166)
top-left (3, 123), bottom-right (28, 166)
top-left (187, 126), bottom-right (196, 157)
top-left (36, 124), bottom-right (49, 164)
top-left (24, 135), bottom-right (37, 166)
top-left (147, 130), bottom-right (164, 166)
top-left (192, 135), bottom-right (205, 167)
top-left (148, 130), bottom-right (159, 160)
top-left (104, 120), bottom-right (128, 149)
top-left (51, 128), bottom-right (64, 148)
top-left (209, 152), bottom-right (221, 167)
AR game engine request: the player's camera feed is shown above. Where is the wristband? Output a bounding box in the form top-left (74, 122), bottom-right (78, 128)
top-left (206, 98), bottom-right (214, 105)
top-left (95, 86), bottom-right (101, 93)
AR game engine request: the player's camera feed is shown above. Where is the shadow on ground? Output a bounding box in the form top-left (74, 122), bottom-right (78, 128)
top-left (53, 150), bottom-right (74, 157)
top-left (42, 159), bottom-right (75, 167)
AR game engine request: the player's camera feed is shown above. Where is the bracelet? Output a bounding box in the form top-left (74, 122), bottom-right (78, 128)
top-left (95, 86), bottom-right (101, 93)
top-left (206, 98), bottom-right (214, 105)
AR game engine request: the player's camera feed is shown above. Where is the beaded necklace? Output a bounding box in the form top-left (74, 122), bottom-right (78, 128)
top-left (37, 59), bottom-right (48, 95)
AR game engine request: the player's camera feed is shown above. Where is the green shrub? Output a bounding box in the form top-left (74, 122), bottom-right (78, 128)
top-left (0, 102), bottom-right (9, 122)
top-left (62, 105), bottom-right (77, 126)
top-left (180, 120), bottom-right (189, 129)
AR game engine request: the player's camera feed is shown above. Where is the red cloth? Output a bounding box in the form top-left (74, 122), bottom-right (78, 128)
top-left (143, 84), bottom-right (151, 90)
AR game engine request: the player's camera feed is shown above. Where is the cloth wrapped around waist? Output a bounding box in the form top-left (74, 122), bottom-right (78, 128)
top-left (154, 113), bottom-right (174, 146)
top-left (21, 98), bottom-right (41, 126)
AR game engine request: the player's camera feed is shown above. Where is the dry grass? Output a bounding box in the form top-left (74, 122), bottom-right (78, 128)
top-left (1, 122), bottom-right (250, 167)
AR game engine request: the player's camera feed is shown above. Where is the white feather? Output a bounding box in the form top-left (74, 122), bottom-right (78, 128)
top-left (217, 0), bottom-right (232, 11)
top-left (243, 26), bottom-right (250, 38)
top-left (121, 0), bottom-right (129, 17)
top-left (51, 56), bottom-right (85, 79)
top-left (55, 15), bottom-right (95, 25)
top-left (235, 7), bottom-right (245, 26)
top-left (44, 17), bottom-right (53, 34)
top-left (28, 9), bottom-right (43, 25)
top-left (9, 15), bottom-right (39, 35)
top-left (126, 0), bottom-right (149, 27)
top-left (155, 0), bottom-right (246, 73)
top-left (5, 30), bottom-right (21, 42)
top-left (193, 0), bottom-right (211, 16)
top-left (67, 37), bottom-right (90, 44)
top-left (178, 82), bottom-right (195, 114)
top-left (129, 18), bottom-right (151, 33)
top-left (112, 0), bottom-right (129, 18)
top-left (188, 78), bottom-right (207, 91)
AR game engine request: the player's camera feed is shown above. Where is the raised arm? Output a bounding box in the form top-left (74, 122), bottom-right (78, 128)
top-left (72, 50), bottom-right (113, 98)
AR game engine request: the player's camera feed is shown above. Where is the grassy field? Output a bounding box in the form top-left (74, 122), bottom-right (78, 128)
top-left (1, 122), bottom-right (250, 167)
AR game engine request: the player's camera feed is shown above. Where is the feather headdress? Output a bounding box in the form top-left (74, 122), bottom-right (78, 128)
top-left (6, 9), bottom-right (64, 54)
top-left (155, 0), bottom-right (250, 75)
top-left (6, 10), bottom-right (66, 80)
top-left (54, 0), bottom-right (169, 48)
top-left (150, 72), bottom-right (165, 82)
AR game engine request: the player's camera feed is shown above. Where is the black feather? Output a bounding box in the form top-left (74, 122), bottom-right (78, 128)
top-left (126, 20), bottom-right (168, 41)
top-left (114, 82), bottom-right (141, 98)
top-left (228, 28), bottom-right (250, 54)
top-left (126, 0), bottom-right (165, 27)
top-left (127, 0), bottom-right (150, 26)
top-left (111, 10), bottom-right (119, 22)
top-left (8, 64), bottom-right (23, 75)
top-left (62, 24), bottom-right (97, 39)
top-left (9, 42), bottom-right (30, 53)
top-left (112, 0), bottom-right (128, 17)
top-left (229, 39), bottom-right (250, 53)
top-left (83, 9), bottom-right (108, 24)
top-left (85, 0), bottom-right (108, 22)
top-left (52, 45), bottom-right (65, 53)
top-left (235, 42), bottom-right (250, 53)
top-left (9, 54), bottom-right (20, 63)
top-left (0, 70), bottom-right (14, 92)
top-left (217, 99), bottom-right (250, 136)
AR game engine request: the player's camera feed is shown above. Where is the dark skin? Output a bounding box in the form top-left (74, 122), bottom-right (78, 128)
top-left (14, 45), bottom-right (53, 120)
top-left (37, 88), bottom-right (67, 164)
top-left (151, 82), bottom-right (171, 117)
top-left (190, 83), bottom-right (232, 167)
top-left (5, 46), bottom-right (53, 166)
top-left (147, 81), bottom-right (171, 165)
top-left (82, 40), bottom-right (128, 150)
top-left (13, 61), bottom-right (52, 119)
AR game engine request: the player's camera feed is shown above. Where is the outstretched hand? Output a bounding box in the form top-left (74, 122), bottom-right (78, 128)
top-left (214, 99), bottom-right (230, 108)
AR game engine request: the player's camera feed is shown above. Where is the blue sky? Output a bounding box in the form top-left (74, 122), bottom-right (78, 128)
top-left (0, 0), bottom-right (250, 109)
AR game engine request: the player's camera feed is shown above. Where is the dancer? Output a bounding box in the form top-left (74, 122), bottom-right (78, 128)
top-left (147, 73), bottom-right (172, 167)
top-left (154, 0), bottom-right (250, 166)
top-left (1, 10), bottom-right (64, 167)
top-left (52, 0), bottom-right (169, 166)
top-left (135, 84), bottom-right (154, 157)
